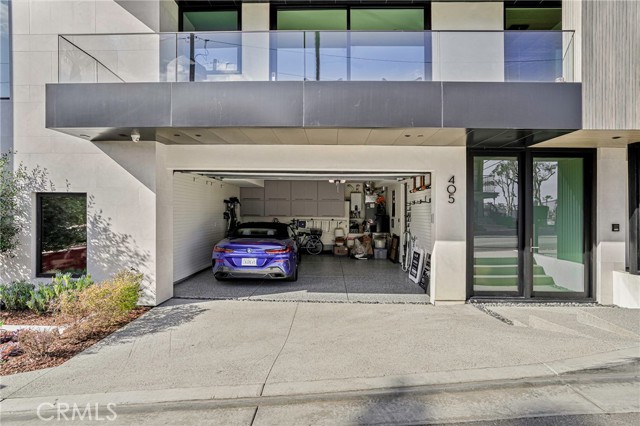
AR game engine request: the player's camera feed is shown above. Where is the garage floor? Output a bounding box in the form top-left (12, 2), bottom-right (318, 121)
top-left (174, 255), bottom-right (429, 303)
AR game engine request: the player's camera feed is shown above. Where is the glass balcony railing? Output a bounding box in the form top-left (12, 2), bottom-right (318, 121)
top-left (58, 30), bottom-right (575, 84)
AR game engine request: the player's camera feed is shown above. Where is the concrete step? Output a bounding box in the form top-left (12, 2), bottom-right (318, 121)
top-left (474, 275), bottom-right (556, 286)
top-left (474, 257), bottom-right (518, 266)
top-left (474, 265), bottom-right (546, 276)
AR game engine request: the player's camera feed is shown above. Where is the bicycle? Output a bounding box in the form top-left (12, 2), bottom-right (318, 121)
top-left (223, 197), bottom-right (241, 237)
top-left (290, 219), bottom-right (324, 255)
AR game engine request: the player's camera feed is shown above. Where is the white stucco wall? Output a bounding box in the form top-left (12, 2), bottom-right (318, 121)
top-left (596, 148), bottom-right (627, 305)
top-left (1, 0), bottom-right (167, 305)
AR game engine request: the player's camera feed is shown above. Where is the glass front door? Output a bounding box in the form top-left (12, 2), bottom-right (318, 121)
top-left (472, 156), bottom-right (522, 296)
top-left (470, 151), bottom-right (593, 299)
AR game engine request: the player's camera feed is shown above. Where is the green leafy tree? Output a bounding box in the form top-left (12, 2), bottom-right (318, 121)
top-left (490, 160), bottom-right (519, 217)
top-left (0, 152), bottom-right (56, 256)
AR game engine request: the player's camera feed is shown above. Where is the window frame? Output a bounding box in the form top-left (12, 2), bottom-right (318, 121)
top-left (178, 3), bottom-right (241, 32)
top-left (503, 1), bottom-right (562, 31)
top-left (0, 0), bottom-right (12, 100)
top-left (629, 143), bottom-right (640, 275)
top-left (36, 192), bottom-right (88, 278)
top-left (270, 2), bottom-right (431, 31)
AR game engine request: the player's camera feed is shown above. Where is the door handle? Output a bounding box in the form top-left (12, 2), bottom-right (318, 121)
top-left (529, 238), bottom-right (539, 253)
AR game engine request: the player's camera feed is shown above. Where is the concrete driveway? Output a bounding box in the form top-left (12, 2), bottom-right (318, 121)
top-left (1, 300), bottom-right (638, 411)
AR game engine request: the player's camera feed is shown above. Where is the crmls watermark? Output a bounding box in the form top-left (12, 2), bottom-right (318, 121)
top-left (37, 402), bottom-right (117, 422)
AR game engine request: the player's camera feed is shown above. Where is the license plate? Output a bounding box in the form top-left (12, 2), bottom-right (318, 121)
top-left (241, 258), bottom-right (257, 266)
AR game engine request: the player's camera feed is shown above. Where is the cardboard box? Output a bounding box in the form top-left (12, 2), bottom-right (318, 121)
top-left (333, 246), bottom-right (349, 256)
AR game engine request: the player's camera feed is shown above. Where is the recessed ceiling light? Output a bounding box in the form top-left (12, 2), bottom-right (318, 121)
top-left (174, 134), bottom-right (180, 137)
top-left (79, 134), bottom-right (90, 138)
top-left (612, 136), bottom-right (621, 140)
top-left (404, 134), bottom-right (410, 138)
top-left (417, 134), bottom-right (424, 137)
top-left (195, 134), bottom-right (202, 137)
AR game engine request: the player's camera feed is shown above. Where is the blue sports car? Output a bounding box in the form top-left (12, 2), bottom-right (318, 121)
top-left (212, 222), bottom-right (300, 281)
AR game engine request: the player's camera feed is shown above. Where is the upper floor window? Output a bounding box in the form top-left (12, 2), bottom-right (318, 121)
top-left (182, 10), bottom-right (240, 31)
top-left (505, 1), bottom-right (562, 30)
top-left (0, 0), bottom-right (10, 99)
top-left (273, 4), bottom-right (430, 31)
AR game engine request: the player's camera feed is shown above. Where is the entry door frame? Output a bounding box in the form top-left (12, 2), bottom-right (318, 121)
top-left (466, 148), bottom-right (596, 300)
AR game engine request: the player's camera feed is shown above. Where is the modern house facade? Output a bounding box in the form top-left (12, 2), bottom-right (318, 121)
top-left (0, 0), bottom-right (638, 307)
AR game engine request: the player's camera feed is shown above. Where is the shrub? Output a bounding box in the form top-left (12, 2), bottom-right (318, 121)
top-left (60, 270), bottom-right (142, 339)
top-left (0, 281), bottom-right (35, 311)
top-left (1, 341), bottom-right (23, 361)
top-left (18, 329), bottom-right (57, 359)
top-left (42, 273), bottom-right (93, 314)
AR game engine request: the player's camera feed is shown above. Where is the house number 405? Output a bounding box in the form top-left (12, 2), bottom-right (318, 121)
top-left (447, 176), bottom-right (456, 204)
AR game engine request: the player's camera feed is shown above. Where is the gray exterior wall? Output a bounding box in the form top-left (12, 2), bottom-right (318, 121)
top-left (46, 81), bottom-right (583, 132)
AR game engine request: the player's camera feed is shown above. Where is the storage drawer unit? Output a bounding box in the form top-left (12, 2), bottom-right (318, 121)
top-left (241, 199), bottom-right (264, 216)
top-left (317, 201), bottom-right (345, 217)
top-left (265, 200), bottom-right (291, 216)
top-left (240, 187), bottom-right (264, 200)
top-left (317, 181), bottom-right (344, 201)
top-left (291, 200), bottom-right (318, 216)
top-left (291, 181), bottom-right (318, 200)
top-left (265, 181), bottom-right (291, 200)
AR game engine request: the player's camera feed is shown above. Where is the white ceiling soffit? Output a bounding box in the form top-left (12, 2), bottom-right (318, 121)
top-left (157, 127), bottom-right (468, 146)
top-left (535, 129), bottom-right (640, 148)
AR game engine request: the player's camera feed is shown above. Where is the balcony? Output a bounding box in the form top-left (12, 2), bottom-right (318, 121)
top-left (47, 30), bottom-right (581, 145)
top-left (58, 30), bottom-right (575, 84)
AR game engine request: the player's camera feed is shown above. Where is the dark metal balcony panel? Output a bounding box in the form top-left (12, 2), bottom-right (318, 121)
top-left (443, 82), bottom-right (582, 130)
top-left (303, 82), bottom-right (442, 128)
top-left (171, 82), bottom-right (303, 127)
top-left (46, 84), bottom-right (171, 129)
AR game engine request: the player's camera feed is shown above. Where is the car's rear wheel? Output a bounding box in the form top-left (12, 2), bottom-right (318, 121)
top-left (286, 264), bottom-right (299, 282)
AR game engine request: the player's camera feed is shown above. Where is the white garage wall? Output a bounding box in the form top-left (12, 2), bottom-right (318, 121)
top-left (173, 173), bottom-right (239, 282)
top-left (407, 185), bottom-right (433, 255)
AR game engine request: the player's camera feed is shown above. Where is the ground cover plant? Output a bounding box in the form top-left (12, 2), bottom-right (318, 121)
top-left (0, 270), bottom-right (148, 375)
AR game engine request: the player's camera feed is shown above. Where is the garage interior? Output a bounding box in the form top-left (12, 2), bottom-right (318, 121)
top-left (173, 171), bottom-right (434, 303)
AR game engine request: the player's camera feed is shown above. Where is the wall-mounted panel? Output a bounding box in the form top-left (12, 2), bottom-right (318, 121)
top-left (291, 200), bottom-right (318, 217)
top-left (46, 83), bottom-right (172, 128)
top-left (303, 82), bottom-right (442, 128)
top-left (240, 186), bottom-right (264, 200)
top-left (318, 181), bottom-right (344, 201)
top-left (443, 82), bottom-right (582, 130)
top-left (172, 82), bottom-right (303, 127)
top-left (265, 180), bottom-right (291, 200)
top-left (265, 200), bottom-right (291, 216)
top-left (291, 181), bottom-right (317, 200)
top-left (317, 200), bottom-right (345, 217)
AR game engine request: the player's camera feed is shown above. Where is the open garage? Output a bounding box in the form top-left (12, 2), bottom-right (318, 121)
top-left (172, 171), bottom-right (435, 303)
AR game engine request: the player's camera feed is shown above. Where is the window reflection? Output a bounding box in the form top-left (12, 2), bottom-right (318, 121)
top-left (38, 194), bottom-right (87, 276)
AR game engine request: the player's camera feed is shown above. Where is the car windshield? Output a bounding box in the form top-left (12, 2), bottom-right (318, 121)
top-left (231, 224), bottom-right (288, 239)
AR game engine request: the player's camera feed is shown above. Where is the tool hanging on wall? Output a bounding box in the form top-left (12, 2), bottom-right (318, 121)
top-left (409, 176), bottom-right (418, 193)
